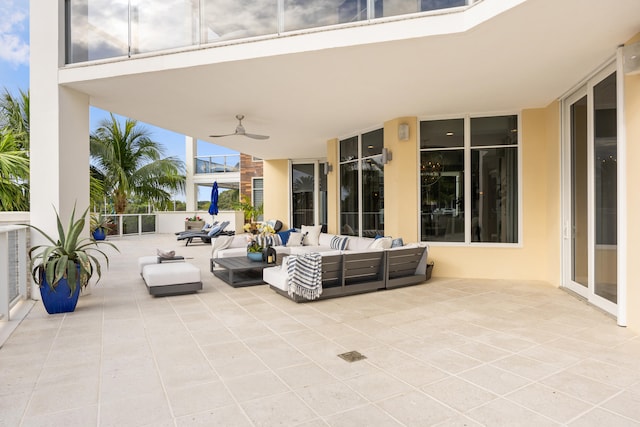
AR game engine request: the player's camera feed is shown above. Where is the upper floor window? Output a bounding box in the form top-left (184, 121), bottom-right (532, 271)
top-left (420, 114), bottom-right (519, 244)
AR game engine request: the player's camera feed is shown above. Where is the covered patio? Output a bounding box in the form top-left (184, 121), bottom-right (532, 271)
top-left (1, 234), bottom-right (639, 426)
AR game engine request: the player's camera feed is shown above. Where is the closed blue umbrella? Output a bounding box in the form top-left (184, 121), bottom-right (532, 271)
top-left (208, 181), bottom-right (219, 216)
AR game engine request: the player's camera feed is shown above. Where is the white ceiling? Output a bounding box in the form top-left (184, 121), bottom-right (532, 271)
top-left (60, 0), bottom-right (640, 160)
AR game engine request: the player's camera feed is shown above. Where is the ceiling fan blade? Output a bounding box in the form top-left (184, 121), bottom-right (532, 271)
top-left (209, 115), bottom-right (270, 140)
top-left (209, 133), bottom-right (237, 138)
top-left (245, 133), bottom-right (270, 140)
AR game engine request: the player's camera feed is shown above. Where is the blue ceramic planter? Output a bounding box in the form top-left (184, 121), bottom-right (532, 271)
top-left (39, 272), bottom-right (81, 314)
top-left (92, 228), bottom-right (106, 240)
top-left (247, 252), bottom-right (263, 262)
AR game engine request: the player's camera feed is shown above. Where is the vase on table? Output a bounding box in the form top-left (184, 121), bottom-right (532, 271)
top-left (247, 252), bottom-right (263, 262)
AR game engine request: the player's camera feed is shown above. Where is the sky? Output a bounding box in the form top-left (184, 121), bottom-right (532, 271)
top-left (0, 0), bottom-right (236, 201)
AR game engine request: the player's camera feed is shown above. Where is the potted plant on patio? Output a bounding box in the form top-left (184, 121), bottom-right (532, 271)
top-left (90, 212), bottom-right (113, 240)
top-left (26, 205), bottom-right (118, 314)
top-left (245, 223), bottom-right (275, 262)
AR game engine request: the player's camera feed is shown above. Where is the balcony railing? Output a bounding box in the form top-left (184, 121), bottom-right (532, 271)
top-left (66, 0), bottom-right (476, 64)
top-left (194, 154), bottom-right (240, 175)
top-left (0, 226), bottom-right (29, 321)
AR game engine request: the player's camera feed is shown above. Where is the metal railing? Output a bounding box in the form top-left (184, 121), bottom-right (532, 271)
top-left (99, 214), bottom-right (158, 237)
top-left (0, 226), bottom-right (29, 321)
top-left (66, 0), bottom-right (477, 64)
top-left (194, 154), bottom-right (240, 175)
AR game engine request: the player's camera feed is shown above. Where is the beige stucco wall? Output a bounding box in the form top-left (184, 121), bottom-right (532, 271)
top-left (384, 117), bottom-right (420, 242)
top-left (625, 34), bottom-right (640, 331)
top-left (264, 107), bottom-right (562, 283)
top-left (263, 159), bottom-right (290, 229)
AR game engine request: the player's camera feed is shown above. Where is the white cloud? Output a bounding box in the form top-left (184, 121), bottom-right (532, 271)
top-left (0, 1), bottom-right (29, 66)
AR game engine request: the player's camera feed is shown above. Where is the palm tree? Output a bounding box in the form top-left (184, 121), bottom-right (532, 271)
top-left (90, 114), bottom-right (185, 214)
top-left (0, 89), bottom-right (29, 151)
top-left (0, 129), bottom-right (29, 211)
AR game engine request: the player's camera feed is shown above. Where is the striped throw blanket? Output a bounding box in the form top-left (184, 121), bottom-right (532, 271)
top-left (287, 253), bottom-right (323, 300)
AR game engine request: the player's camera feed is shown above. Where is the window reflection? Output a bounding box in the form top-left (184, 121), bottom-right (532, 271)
top-left (340, 160), bottom-right (359, 236)
top-left (66, 0), bottom-right (129, 63)
top-left (202, 0), bottom-right (277, 43)
top-left (421, 151), bottom-right (464, 242)
top-left (292, 164), bottom-right (315, 229)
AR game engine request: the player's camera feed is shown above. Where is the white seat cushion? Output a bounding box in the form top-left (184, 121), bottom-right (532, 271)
top-left (263, 264), bottom-right (289, 292)
top-left (142, 263), bottom-right (200, 287)
top-left (138, 256), bottom-right (158, 274)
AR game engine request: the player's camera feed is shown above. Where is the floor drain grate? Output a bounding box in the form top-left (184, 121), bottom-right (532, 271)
top-left (337, 351), bottom-right (367, 363)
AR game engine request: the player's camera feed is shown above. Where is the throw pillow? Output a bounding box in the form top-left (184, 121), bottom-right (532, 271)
top-left (301, 225), bottom-right (322, 246)
top-left (368, 236), bottom-right (392, 249)
top-left (391, 237), bottom-right (404, 248)
top-left (330, 235), bottom-right (349, 251)
top-left (276, 228), bottom-right (296, 246)
top-left (207, 225), bottom-right (221, 236)
top-left (287, 232), bottom-right (304, 247)
top-left (157, 249), bottom-right (175, 259)
top-left (211, 235), bottom-right (234, 258)
top-left (256, 234), bottom-right (283, 247)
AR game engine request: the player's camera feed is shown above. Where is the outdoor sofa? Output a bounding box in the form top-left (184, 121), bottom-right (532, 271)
top-left (210, 225), bottom-right (429, 301)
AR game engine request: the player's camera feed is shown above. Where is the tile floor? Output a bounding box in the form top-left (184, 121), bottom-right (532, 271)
top-left (1, 234), bottom-right (640, 426)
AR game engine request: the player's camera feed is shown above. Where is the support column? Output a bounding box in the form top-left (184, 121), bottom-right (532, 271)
top-left (185, 136), bottom-right (198, 211)
top-left (30, 0), bottom-right (90, 299)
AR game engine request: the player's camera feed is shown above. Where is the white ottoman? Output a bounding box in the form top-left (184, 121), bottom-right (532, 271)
top-left (138, 256), bottom-right (158, 275)
top-left (142, 263), bottom-right (202, 296)
top-left (138, 255), bottom-right (184, 275)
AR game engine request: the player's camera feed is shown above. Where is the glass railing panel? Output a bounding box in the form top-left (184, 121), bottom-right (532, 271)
top-left (122, 215), bottom-right (139, 235)
top-left (195, 155), bottom-right (240, 174)
top-left (130, 0), bottom-right (201, 54)
top-left (66, 0), bottom-right (477, 64)
top-left (283, 0), bottom-right (367, 32)
top-left (201, 0), bottom-right (278, 44)
top-left (141, 214), bottom-right (157, 233)
top-left (374, 0), bottom-right (468, 18)
top-left (66, 0), bottom-right (129, 63)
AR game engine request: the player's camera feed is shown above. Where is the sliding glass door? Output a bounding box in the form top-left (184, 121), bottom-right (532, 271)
top-left (562, 66), bottom-right (618, 314)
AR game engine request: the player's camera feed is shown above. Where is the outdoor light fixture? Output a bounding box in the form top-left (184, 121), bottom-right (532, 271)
top-left (382, 148), bottom-right (392, 164)
top-left (323, 162), bottom-right (333, 174)
top-left (623, 41), bottom-right (640, 75)
top-left (398, 123), bottom-right (409, 141)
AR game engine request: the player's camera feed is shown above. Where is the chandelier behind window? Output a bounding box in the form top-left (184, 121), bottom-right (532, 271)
top-left (421, 155), bottom-right (444, 186)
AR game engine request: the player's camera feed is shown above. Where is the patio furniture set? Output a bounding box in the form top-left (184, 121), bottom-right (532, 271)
top-left (139, 225), bottom-right (431, 300)
top-left (210, 226), bottom-right (431, 301)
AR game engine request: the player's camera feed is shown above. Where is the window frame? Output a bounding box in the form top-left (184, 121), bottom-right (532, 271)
top-left (419, 113), bottom-right (523, 247)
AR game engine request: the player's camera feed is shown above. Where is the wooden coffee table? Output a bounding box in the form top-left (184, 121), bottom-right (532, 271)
top-left (212, 256), bottom-right (271, 287)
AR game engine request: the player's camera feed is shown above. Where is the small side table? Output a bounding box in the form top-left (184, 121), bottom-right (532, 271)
top-left (158, 255), bottom-right (185, 263)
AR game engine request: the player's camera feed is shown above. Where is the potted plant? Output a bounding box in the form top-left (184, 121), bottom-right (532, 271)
top-left (90, 212), bottom-right (113, 240)
top-left (184, 214), bottom-right (205, 231)
top-left (245, 223), bottom-right (275, 262)
top-left (26, 205), bottom-right (118, 314)
top-left (234, 195), bottom-right (263, 225)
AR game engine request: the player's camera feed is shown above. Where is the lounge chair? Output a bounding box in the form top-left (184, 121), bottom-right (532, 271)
top-left (177, 221), bottom-right (233, 246)
top-left (175, 221), bottom-right (218, 236)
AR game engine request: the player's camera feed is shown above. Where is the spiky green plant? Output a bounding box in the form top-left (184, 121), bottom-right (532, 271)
top-left (26, 204), bottom-right (119, 295)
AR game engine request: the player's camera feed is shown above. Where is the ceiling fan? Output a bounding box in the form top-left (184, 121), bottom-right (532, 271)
top-left (209, 114), bottom-right (270, 140)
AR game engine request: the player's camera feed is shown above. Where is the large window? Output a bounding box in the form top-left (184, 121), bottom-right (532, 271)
top-left (339, 128), bottom-right (385, 237)
top-left (420, 115), bottom-right (519, 244)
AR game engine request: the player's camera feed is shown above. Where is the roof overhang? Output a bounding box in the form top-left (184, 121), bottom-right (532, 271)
top-left (59, 0), bottom-right (640, 159)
